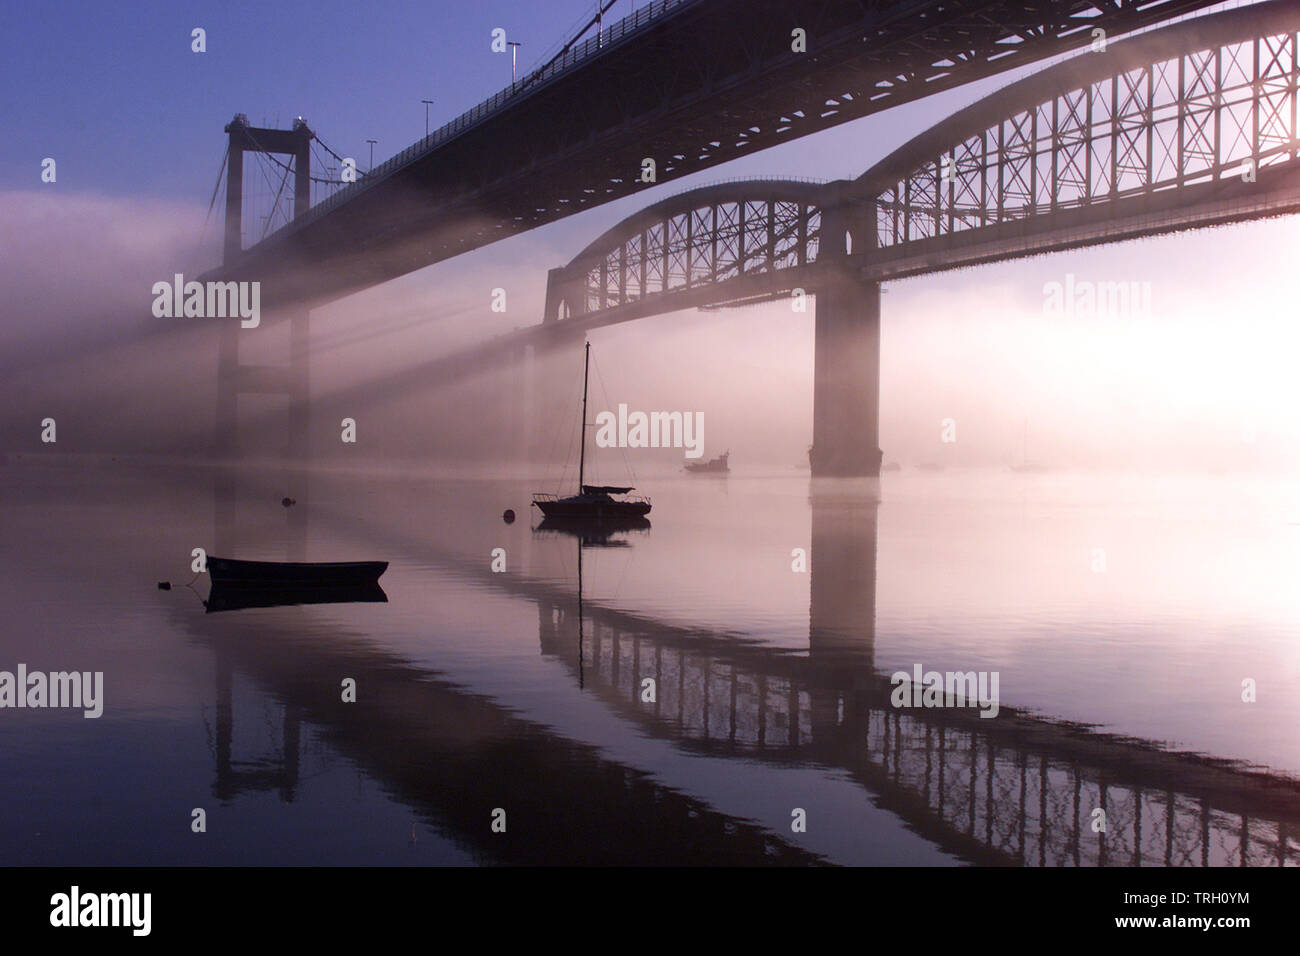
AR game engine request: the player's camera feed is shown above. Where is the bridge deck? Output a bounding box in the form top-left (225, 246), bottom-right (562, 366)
top-left (206, 0), bottom-right (1226, 306)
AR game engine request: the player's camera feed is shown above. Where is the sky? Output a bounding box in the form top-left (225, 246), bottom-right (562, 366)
top-left (2, 0), bottom-right (1298, 471)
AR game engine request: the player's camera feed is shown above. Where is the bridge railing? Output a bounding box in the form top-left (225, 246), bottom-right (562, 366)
top-left (249, 0), bottom-right (698, 251)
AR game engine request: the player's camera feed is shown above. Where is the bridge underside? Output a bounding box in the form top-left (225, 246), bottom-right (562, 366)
top-left (214, 3), bottom-right (1300, 480)
top-left (206, 0), bottom-right (1226, 308)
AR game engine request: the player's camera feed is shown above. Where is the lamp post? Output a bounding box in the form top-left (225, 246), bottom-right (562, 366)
top-left (421, 99), bottom-right (434, 137)
top-left (507, 41), bottom-right (522, 85)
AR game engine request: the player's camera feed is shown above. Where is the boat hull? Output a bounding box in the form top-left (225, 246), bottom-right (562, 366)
top-left (533, 498), bottom-right (650, 519)
top-left (207, 557), bottom-right (388, 589)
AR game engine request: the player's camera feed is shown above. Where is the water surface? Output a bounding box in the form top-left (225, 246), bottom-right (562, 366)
top-left (2, 459), bottom-right (1298, 866)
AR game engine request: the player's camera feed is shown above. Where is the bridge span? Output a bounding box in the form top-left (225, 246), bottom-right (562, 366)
top-left (211, 2), bottom-right (1300, 477)
top-left (204, 0), bottom-right (1225, 306)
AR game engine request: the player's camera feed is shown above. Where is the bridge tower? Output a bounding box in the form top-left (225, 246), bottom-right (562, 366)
top-left (213, 114), bottom-right (314, 562)
top-left (215, 113), bottom-right (314, 461)
top-left (811, 185), bottom-right (883, 478)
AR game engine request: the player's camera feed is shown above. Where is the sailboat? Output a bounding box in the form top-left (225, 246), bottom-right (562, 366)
top-left (531, 342), bottom-right (652, 520)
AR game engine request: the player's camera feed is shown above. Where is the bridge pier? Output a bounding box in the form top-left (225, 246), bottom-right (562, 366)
top-left (214, 309), bottom-right (311, 460)
top-left (811, 197), bottom-right (883, 478)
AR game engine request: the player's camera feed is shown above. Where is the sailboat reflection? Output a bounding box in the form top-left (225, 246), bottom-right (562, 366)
top-left (533, 513), bottom-right (649, 688)
top-left (534, 515), bottom-right (650, 547)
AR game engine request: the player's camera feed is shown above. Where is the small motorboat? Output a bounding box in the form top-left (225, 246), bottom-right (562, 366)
top-left (684, 450), bottom-right (729, 474)
top-left (207, 556), bottom-right (388, 589)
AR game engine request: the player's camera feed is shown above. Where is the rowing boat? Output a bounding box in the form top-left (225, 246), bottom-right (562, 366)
top-left (207, 556), bottom-right (388, 589)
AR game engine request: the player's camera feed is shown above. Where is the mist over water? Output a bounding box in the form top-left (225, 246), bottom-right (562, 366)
top-left (4, 188), bottom-right (1300, 473)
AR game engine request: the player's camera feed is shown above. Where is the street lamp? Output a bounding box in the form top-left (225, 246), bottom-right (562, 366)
top-left (507, 41), bottom-right (522, 85)
top-left (421, 99), bottom-right (434, 138)
top-left (365, 139), bottom-right (377, 172)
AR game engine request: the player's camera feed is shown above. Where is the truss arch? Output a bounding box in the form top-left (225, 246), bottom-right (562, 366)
top-left (853, 0), bottom-right (1300, 281)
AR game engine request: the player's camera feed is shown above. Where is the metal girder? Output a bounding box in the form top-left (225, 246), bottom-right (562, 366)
top-left (543, 179), bottom-right (830, 322)
top-left (859, 1), bottom-right (1300, 276)
top-left (533, 3), bottom-right (1300, 333)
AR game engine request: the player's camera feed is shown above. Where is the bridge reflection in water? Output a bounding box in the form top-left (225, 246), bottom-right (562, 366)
top-left (537, 494), bottom-right (1300, 867)
top-left (192, 474), bottom-right (1300, 866)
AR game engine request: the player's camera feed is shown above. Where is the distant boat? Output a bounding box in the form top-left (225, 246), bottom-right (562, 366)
top-left (532, 342), bottom-right (651, 520)
top-left (685, 450), bottom-right (729, 474)
top-left (1010, 418), bottom-right (1048, 472)
top-left (207, 556), bottom-right (388, 589)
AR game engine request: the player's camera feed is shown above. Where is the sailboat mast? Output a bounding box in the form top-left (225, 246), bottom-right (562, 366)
top-left (578, 341), bottom-right (591, 491)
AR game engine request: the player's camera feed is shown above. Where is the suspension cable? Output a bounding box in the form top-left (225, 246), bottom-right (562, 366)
top-left (198, 145), bottom-right (229, 251)
top-left (261, 153), bottom-right (293, 239)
